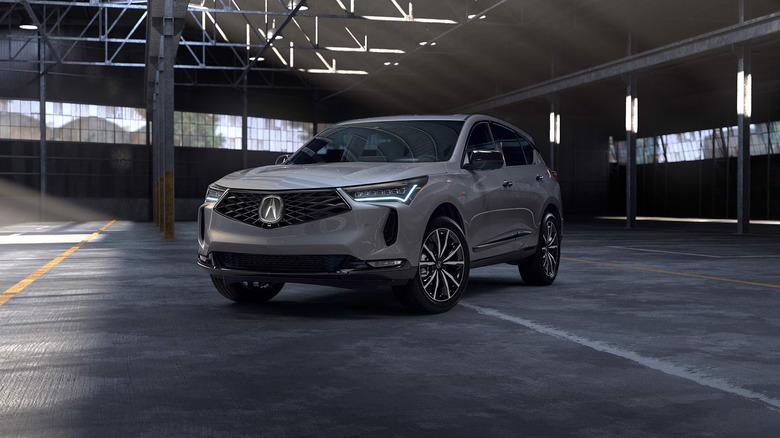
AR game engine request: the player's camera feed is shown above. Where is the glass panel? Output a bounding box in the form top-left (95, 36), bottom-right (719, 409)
top-left (491, 123), bottom-right (526, 166)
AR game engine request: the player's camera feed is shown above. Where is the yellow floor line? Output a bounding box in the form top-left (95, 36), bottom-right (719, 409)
top-left (561, 256), bottom-right (780, 289)
top-left (0, 220), bottom-right (116, 307)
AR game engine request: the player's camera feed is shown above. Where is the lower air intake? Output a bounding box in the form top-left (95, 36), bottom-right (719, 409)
top-left (214, 252), bottom-right (356, 273)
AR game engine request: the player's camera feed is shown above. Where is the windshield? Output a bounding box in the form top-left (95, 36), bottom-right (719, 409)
top-left (288, 120), bottom-right (464, 165)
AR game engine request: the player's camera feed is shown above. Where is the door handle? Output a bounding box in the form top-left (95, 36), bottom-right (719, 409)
top-left (535, 174), bottom-right (544, 182)
top-left (502, 180), bottom-right (513, 188)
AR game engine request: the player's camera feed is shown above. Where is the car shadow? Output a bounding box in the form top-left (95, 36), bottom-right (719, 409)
top-left (222, 288), bottom-right (421, 319)
top-left (218, 276), bottom-right (535, 318)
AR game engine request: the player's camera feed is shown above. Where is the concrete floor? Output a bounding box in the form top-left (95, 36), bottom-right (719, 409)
top-left (1, 220), bottom-right (780, 437)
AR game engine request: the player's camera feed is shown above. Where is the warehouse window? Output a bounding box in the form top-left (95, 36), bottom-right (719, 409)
top-left (0, 98), bottom-right (147, 144)
top-left (0, 99), bottom-right (41, 140)
top-left (610, 121), bottom-right (780, 165)
top-left (247, 117), bottom-right (313, 152)
top-left (0, 98), bottom-right (314, 152)
top-left (174, 111), bottom-right (243, 149)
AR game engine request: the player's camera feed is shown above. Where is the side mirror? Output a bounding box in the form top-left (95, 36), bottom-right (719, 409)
top-left (463, 150), bottom-right (504, 170)
top-left (275, 154), bottom-right (290, 165)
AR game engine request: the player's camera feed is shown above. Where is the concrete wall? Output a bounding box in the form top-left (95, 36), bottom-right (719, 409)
top-left (0, 139), bottom-right (282, 224)
top-left (608, 155), bottom-right (780, 220)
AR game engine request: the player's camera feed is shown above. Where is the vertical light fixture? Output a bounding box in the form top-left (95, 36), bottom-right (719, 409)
top-left (736, 70), bottom-right (752, 118)
top-left (548, 112), bottom-right (561, 144)
top-left (549, 111), bottom-right (556, 144)
top-left (625, 95), bottom-right (638, 134)
top-left (549, 97), bottom-right (560, 169)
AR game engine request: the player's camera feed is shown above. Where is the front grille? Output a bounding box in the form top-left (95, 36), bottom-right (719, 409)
top-left (214, 252), bottom-right (356, 273)
top-left (215, 189), bottom-right (351, 229)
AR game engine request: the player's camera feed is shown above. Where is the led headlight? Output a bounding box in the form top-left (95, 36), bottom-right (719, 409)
top-left (205, 184), bottom-right (227, 203)
top-left (345, 177), bottom-right (427, 204)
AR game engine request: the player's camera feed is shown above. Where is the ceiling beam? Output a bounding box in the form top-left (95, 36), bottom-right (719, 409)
top-left (455, 11), bottom-right (780, 113)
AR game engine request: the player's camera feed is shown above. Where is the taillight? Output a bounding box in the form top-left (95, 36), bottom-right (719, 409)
top-left (548, 170), bottom-right (559, 182)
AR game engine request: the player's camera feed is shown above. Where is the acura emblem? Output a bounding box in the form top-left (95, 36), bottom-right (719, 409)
top-left (259, 195), bottom-right (283, 224)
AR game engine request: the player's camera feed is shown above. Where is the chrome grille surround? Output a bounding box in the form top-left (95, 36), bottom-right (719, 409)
top-left (214, 189), bottom-right (351, 229)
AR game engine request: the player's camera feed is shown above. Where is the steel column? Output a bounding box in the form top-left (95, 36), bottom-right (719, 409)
top-left (768, 121), bottom-right (773, 220)
top-left (160, 0), bottom-right (175, 239)
top-left (625, 76), bottom-right (638, 228)
top-left (736, 44), bottom-right (751, 234)
top-left (242, 76), bottom-right (248, 169)
top-left (38, 34), bottom-right (46, 220)
top-left (152, 77), bottom-right (163, 231)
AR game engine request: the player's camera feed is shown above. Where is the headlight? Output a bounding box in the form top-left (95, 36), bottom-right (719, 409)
top-left (205, 184), bottom-right (227, 203)
top-left (345, 177), bottom-right (427, 204)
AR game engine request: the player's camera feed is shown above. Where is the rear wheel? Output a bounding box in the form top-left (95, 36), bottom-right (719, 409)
top-left (211, 276), bottom-right (284, 303)
top-left (393, 216), bottom-right (469, 313)
top-left (519, 212), bottom-right (560, 285)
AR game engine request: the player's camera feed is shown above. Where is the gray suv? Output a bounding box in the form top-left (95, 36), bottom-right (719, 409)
top-left (198, 114), bottom-right (562, 313)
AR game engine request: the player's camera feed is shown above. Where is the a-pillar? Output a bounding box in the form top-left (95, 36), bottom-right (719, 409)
top-left (625, 76), bottom-right (638, 228)
top-left (736, 43), bottom-right (751, 234)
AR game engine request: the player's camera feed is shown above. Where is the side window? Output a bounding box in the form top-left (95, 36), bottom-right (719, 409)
top-left (491, 123), bottom-right (527, 166)
top-left (518, 135), bottom-right (536, 165)
top-left (463, 122), bottom-right (497, 166)
top-left (465, 122), bottom-right (496, 154)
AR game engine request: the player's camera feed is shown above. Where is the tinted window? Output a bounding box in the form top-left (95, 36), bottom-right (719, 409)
top-left (465, 122), bottom-right (496, 156)
top-left (518, 135), bottom-right (536, 164)
top-left (491, 123), bottom-right (527, 166)
top-left (288, 120), bottom-right (463, 164)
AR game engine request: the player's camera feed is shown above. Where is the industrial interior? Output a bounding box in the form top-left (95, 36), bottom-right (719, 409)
top-left (1, 0), bottom-right (780, 436)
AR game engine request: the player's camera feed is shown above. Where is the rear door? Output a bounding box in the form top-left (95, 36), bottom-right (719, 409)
top-left (461, 122), bottom-right (517, 260)
top-left (491, 123), bottom-right (547, 248)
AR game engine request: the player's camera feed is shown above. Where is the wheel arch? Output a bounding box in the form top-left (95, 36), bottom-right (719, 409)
top-left (430, 202), bottom-right (464, 231)
top-left (542, 202), bottom-right (563, 240)
top-left (544, 202), bottom-right (562, 221)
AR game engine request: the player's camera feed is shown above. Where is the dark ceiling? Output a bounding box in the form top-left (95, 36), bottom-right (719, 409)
top-left (2, 0), bottom-right (780, 132)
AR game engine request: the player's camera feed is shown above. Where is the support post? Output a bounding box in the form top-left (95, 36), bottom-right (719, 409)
top-left (768, 121), bottom-right (773, 219)
top-left (38, 35), bottom-right (47, 221)
top-left (146, 117), bottom-right (154, 223)
top-left (161, 0), bottom-right (175, 239)
top-left (625, 76), bottom-right (638, 228)
top-left (736, 43), bottom-right (751, 234)
top-left (242, 75), bottom-right (248, 169)
top-left (155, 87), bottom-right (163, 230)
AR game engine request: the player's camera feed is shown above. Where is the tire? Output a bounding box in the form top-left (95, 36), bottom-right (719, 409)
top-left (392, 216), bottom-right (470, 313)
top-left (519, 212), bottom-right (561, 286)
top-left (211, 275), bottom-right (284, 303)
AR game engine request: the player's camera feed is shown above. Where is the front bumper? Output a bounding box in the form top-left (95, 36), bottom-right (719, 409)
top-left (197, 253), bottom-right (416, 287)
top-left (197, 189), bottom-right (426, 287)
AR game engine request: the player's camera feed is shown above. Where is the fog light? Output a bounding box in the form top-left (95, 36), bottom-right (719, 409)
top-left (367, 259), bottom-right (405, 268)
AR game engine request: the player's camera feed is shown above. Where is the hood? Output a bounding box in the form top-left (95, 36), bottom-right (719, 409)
top-left (217, 162), bottom-right (446, 190)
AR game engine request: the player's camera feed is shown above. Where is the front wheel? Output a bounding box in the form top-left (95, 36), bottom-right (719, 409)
top-left (393, 216), bottom-right (470, 313)
top-left (518, 212), bottom-right (561, 285)
top-left (211, 276), bottom-right (284, 303)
